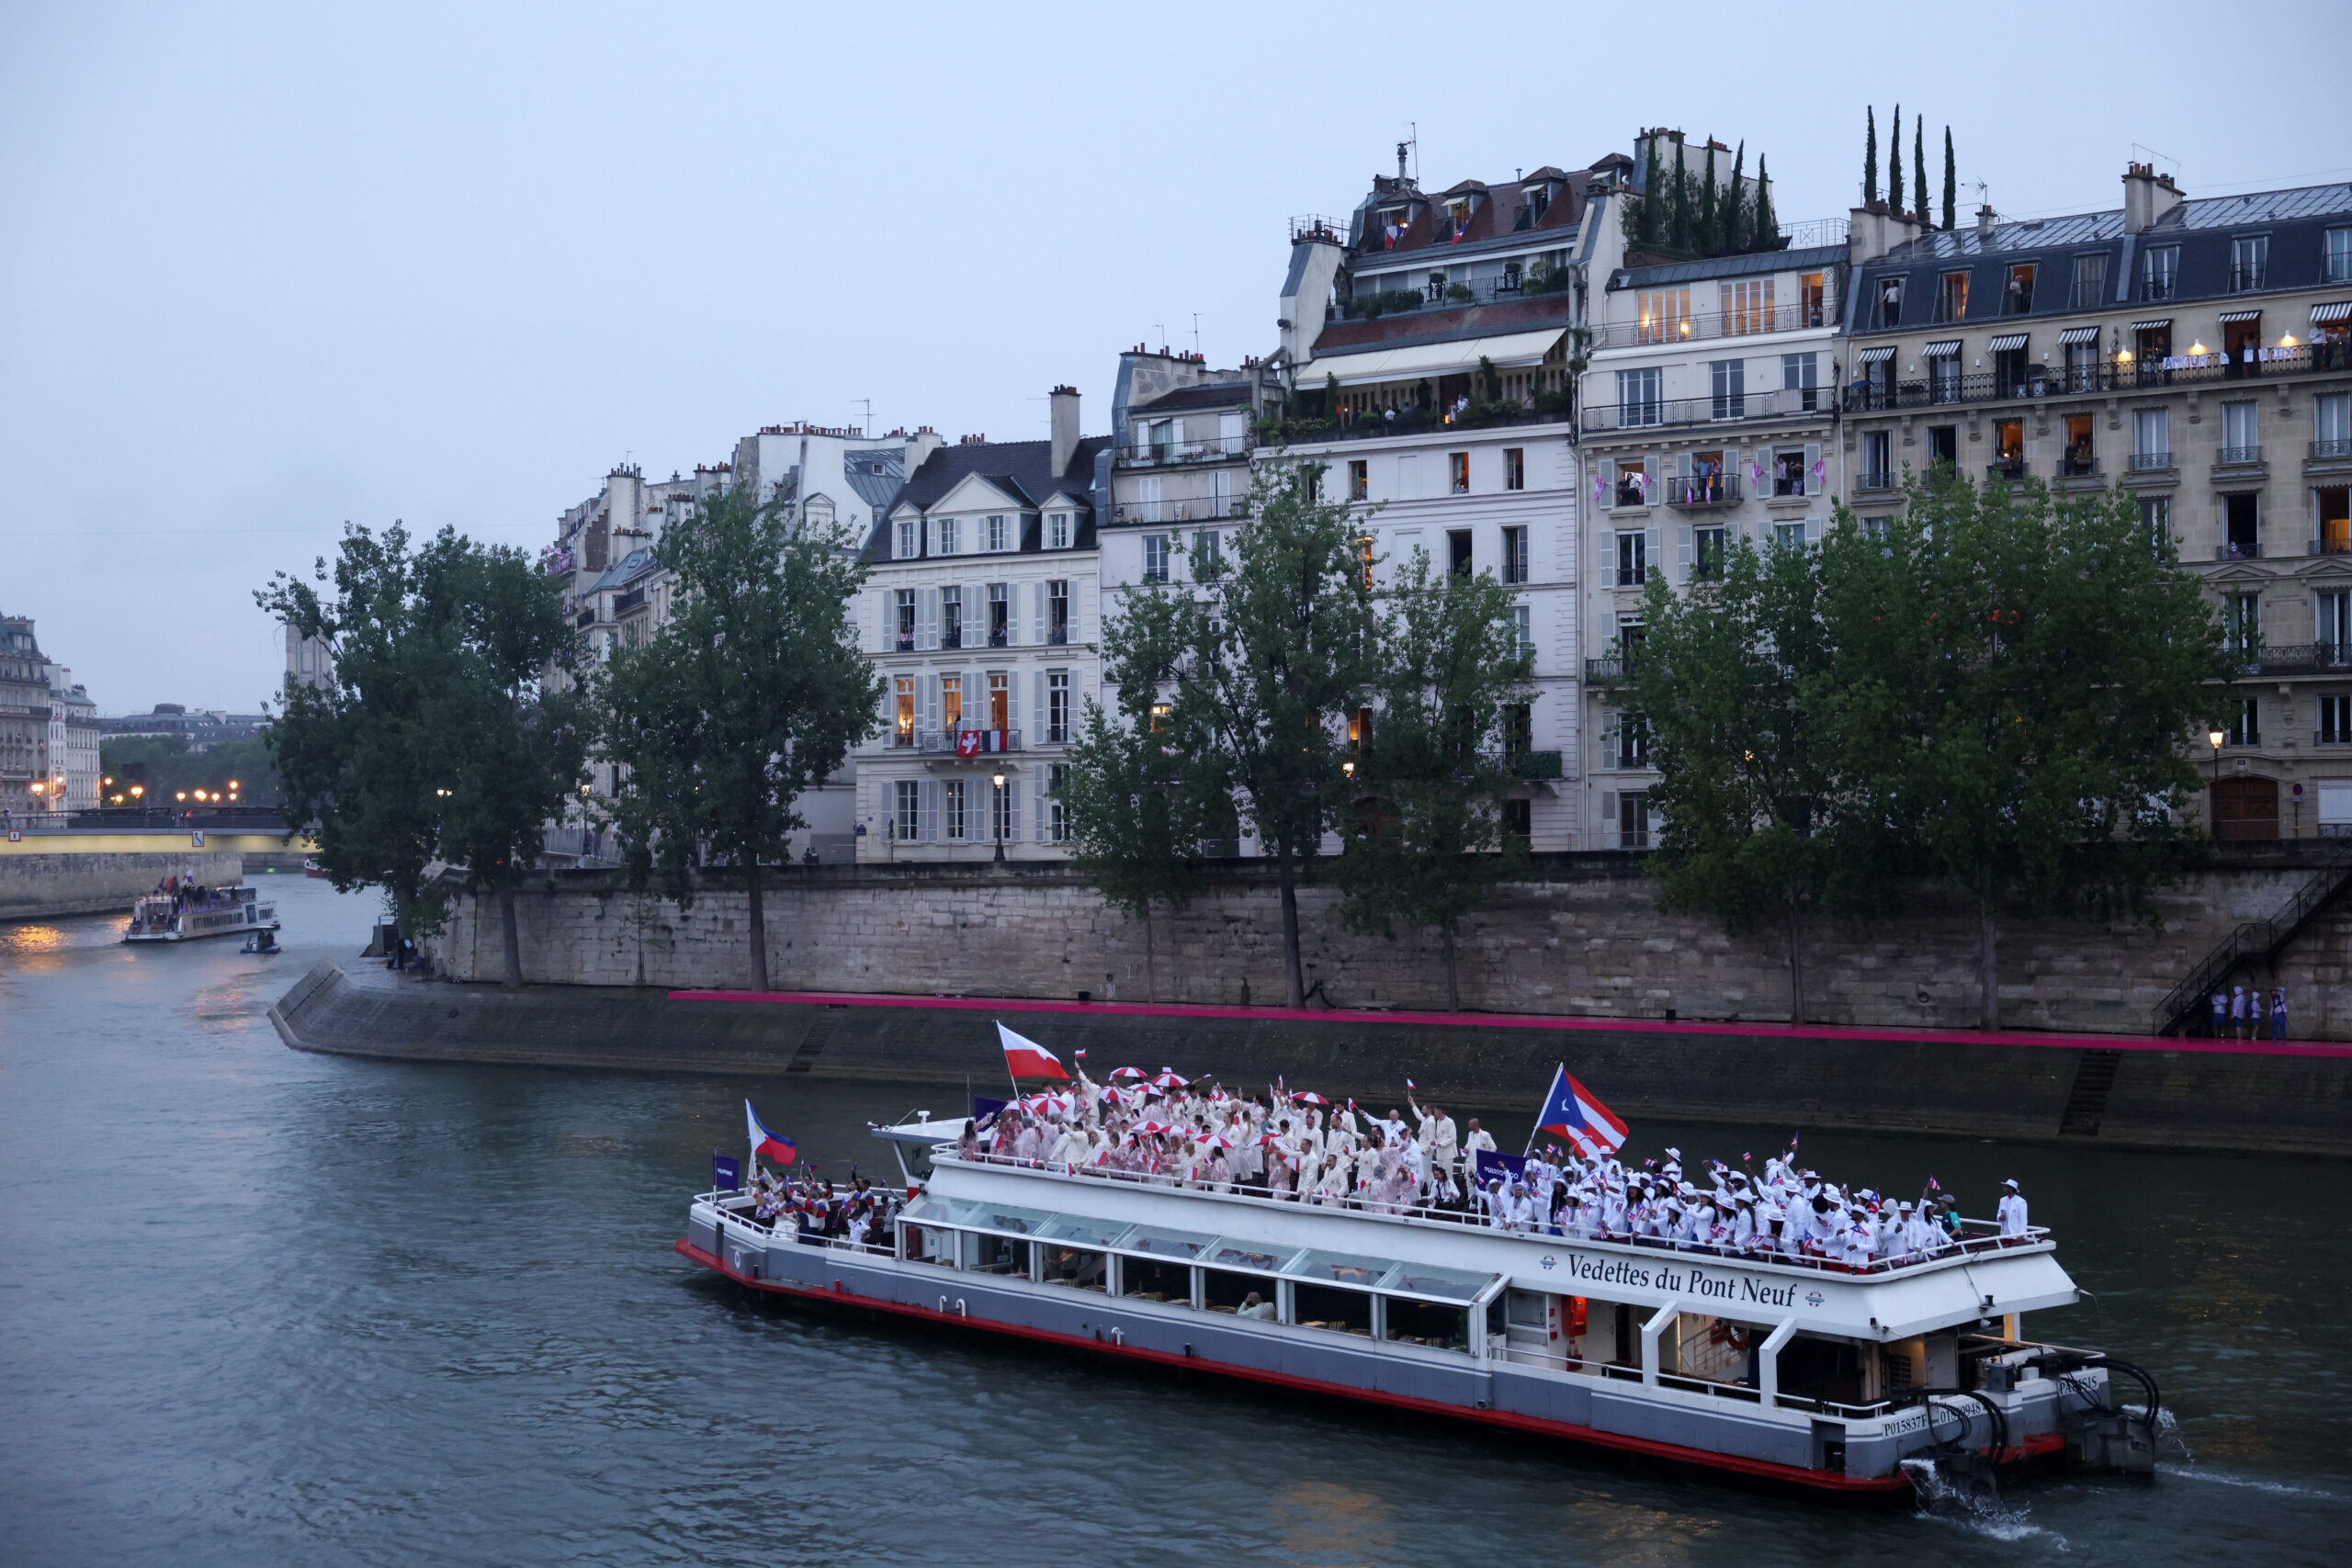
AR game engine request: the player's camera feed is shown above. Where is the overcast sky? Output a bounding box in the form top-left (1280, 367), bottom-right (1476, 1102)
top-left (3, 1), bottom-right (2346, 714)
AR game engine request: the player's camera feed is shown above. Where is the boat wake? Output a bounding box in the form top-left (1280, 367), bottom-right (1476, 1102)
top-left (2156, 1465), bottom-right (2346, 1503)
top-left (1902, 1457), bottom-right (2056, 1545)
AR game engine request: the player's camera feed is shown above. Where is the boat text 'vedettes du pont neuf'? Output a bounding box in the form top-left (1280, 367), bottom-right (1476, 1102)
top-left (676, 1024), bottom-right (2163, 1500)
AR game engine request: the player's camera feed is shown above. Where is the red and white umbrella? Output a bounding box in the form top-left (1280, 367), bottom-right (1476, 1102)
top-left (1152, 1070), bottom-right (1189, 1089)
top-left (1291, 1091), bottom-right (1330, 1106)
top-left (1109, 1066), bottom-right (1148, 1081)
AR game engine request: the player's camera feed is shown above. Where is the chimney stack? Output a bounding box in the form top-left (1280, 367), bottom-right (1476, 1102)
top-left (1976, 204), bottom-right (1997, 247)
top-left (1049, 385), bottom-right (1081, 478)
top-left (2121, 162), bottom-right (2185, 234)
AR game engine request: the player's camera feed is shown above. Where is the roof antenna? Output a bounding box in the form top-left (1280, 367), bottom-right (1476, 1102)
top-left (854, 398), bottom-right (871, 437)
top-left (1192, 313), bottom-right (1202, 356)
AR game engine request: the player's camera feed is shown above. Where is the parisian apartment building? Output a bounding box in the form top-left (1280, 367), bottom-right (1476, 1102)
top-left (1259, 152), bottom-right (1622, 853)
top-left (1840, 165), bottom-right (2352, 842)
top-left (851, 389), bottom-right (1110, 862)
top-left (1578, 141), bottom-right (1847, 849)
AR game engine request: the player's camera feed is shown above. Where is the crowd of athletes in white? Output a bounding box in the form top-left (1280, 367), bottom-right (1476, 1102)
top-left (954, 1066), bottom-right (2036, 1270)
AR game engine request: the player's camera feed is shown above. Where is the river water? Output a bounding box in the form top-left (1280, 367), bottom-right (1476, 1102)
top-left (2, 877), bottom-right (2346, 1566)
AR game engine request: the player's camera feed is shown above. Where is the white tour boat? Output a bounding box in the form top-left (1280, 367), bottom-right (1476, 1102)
top-left (679, 1107), bottom-right (2160, 1501)
top-left (123, 885), bottom-right (279, 943)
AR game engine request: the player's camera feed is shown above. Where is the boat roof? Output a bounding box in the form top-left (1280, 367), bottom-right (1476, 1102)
top-left (876, 1122), bottom-right (2077, 1342)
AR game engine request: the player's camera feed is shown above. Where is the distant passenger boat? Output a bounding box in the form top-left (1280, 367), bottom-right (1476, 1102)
top-left (679, 1082), bottom-right (2164, 1500)
top-left (123, 886), bottom-right (280, 943)
top-left (302, 859), bottom-right (327, 878)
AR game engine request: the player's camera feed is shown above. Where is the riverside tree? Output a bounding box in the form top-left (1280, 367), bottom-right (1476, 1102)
top-left (1820, 476), bottom-right (2228, 1029)
top-left (1628, 533), bottom-right (1894, 1024)
top-left (1331, 546), bottom-right (1532, 1010)
top-left (598, 483), bottom-right (881, 993)
top-left (1080, 462), bottom-right (1378, 1008)
top-left (259, 524), bottom-right (585, 985)
top-left (1060, 691), bottom-right (1216, 1002)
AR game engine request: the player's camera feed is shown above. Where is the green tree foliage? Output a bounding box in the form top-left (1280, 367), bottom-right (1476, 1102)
top-left (1721, 141), bottom-right (1747, 254)
top-left (1078, 462), bottom-right (1379, 1007)
top-left (1629, 536), bottom-right (1895, 1023)
top-left (1634, 136), bottom-right (1664, 246)
top-left (259, 524), bottom-right (583, 985)
top-left (1888, 105), bottom-right (1905, 215)
top-left (1913, 118), bottom-right (1928, 224)
top-left (1942, 127), bottom-right (1958, 231)
top-left (1748, 155), bottom-right (1778, 253)
top-left (99, 733), bottom-right (279, 807)
top-left (599, 484), bottom-right (882, 992)
top-left (1819, 478), bottom-right (2230, 1029)
top-left (1331, 547), bottom-right (1532, 1010)
top-left (1863, 108), bottom-right (1878, 205)
top-left (1697, 140), bottom-right (1719, 254)
top-left (1062, 691), bottom-right (1218, 1002)
top-left (1668, 137), bottom-right (1690, 252)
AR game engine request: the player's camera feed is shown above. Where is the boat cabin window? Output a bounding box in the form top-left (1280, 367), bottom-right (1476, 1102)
top-left (1119, 1226), bottom-right (1215, 1260)
top-left (902, 1224), bottom-right (955, 1268)
top-left (1385, 1264), bottom-right (1489, 1302)
top-left (1208, 1243), bottom-right (1291, 1274)
top-left (1038, 1214), bottom-right (1127, 1250)
top-left (1123, 1259), bottom-right (1193, 1305)
top-left (1385, 1298), bottom-right (1469, 1350)
top-left (967, 1235), bottom-right (1031, 1276)
top-left (967, 1203), bottom-right (1052, 1235)
top-left (1283, 1249), bottom-right (1390, 1288)
top-left (1292, 1282), bottom-right (1374, 1337)
top-left (1200, 1269), bottom-right (1265, 1314)
top-left (1040, 1245), bottom-right (1107, 1292)
top-left (1778, 1334), bottom-right (1862, 1404)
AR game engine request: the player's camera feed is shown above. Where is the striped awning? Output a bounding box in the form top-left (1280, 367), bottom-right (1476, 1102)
top-left (1986, 333), bottom-right (2029, 353)
top-left (1922, 339), bottom-right (1962, 357)
top-left (2218, 309), bottom-right (2262, 323)
top-left (1857, 345), bottom-right (1896, 365)
top-left (2058, 325), bottom-right (2101, 345)
top-left (2312, 301), bottom-right (2352, 324)
top-left (2129, 318), bottom-right (2172, 333)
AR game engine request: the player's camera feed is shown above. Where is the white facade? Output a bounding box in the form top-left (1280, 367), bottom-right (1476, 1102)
top-left (43, 664), bottom-right (98, 809)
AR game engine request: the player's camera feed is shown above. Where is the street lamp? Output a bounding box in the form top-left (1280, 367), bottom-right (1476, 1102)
top-left (991, 770), bottom-right (1007, 862)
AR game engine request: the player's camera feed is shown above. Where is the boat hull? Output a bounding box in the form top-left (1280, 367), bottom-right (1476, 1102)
top-left (675, 1232), bottom-right (1969, 1499)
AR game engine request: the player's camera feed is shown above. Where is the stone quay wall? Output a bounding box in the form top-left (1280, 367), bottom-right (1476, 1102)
top-left (432, 848), bottom-right (2352, 1040)
top-left (0, 849), bottom-right (245, 921)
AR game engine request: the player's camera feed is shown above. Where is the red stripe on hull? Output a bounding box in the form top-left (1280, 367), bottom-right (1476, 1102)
top-left (673, 1238), bottom-right (1913, 1498)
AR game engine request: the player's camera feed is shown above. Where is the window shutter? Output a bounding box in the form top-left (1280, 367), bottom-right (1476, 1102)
top-left (1676, 451), bottom-right (1692, 480)
top-left (1006, 782), bottom-right (1023, 843)
top-left (921, 588), bottom-right (937, 649)
top-left (1600, 458), bottom-right (1615, 506)
top-left (1677, 525), bottom-right (1692, 576)
top-left (1007, 673), bottom-right (1022, 739)
top-left (924, 674), bottom-right (940, 736)
top-left (920, 780), bottom-right (937, 843)
top-left (1805, 517), bottom-right (1822, 547)
top-left (1034, 671), bottom-right (1046, 739)
top-left (1035, 777), bottom-right (1047, 840)
top-left (1032, 581), bottom-right (1046, 643)
top-left (1644, 526), bottom-right (1662, 574)
top-left (1804, 442), bottom-right (1822, 496)
top-left (1600, 791), bottom-right (1618, 851)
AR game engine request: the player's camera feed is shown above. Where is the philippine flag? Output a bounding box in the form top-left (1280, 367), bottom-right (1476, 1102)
top-left (1533, 1065), bottom-right (1629, 1161)
top-left (745, 1100), bottom-right (797, 1166)
top-left (998, 1021), bottom-right (1070, 1080)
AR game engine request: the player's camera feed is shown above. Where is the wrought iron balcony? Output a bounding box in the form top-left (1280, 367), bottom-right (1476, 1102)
top-left (2230, 643), bottom-right (2352, 676)
top-left (1841, 341), bottom-right (2352, 415)
top-left (2128, 451), bottom-right (2173, 471)
top-left (2312, 438), bottom-right (2352, 461)
top-left (1581, 386), bottom-right (1825, 434)
top-left (916, 728), bottom-right (1023, 756)
top-left (1664, 473), bottom-right (1742, 508)
top-left (2217, 446), bottom-right (2264, 468)
top-left (2214, 540), bottom-right (2263, 559)
top-left (1118, 434), bottom-right (1253, 468)
top-left (1585, 656), bottom-right (1634, 683)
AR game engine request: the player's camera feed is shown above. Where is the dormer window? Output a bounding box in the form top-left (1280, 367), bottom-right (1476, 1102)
top-left (937, 517), bottom-right (961, 555)
top-left (986, 514), bottom-right (1012, 552)
top-left (1379, 207), bottom-right (1408, 246)
top-left (1447, 199), bottom-right (1471, 239)
top-left (1526, 186), bottom-right (1550, 223)
top-left (895, 518), bottom-right (919, 559)
top-left (1047, 512), bottom-right (1071, 549)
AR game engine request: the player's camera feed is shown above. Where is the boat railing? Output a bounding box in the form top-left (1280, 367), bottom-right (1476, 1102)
top-left (697, 1190), bottom-right (898, 1258)
top-left (930, 1149), bottom-right (2051, 1276)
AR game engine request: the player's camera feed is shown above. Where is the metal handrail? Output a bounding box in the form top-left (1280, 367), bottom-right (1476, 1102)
top-left (932, 1149), bottom-right (2045, 1277)
top-left (1581, 386), bottom-right (1826, 434)
top-left (2154, 836), bottom-right (2352, 1030)
top-left (1843, 342), bottom-right (2352, 414)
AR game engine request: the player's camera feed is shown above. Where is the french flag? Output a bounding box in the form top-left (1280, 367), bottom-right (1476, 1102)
top-left (998, 1021), bottom-right (1070, 1080)
top-left (745, 1100), bottom-right (797, 1166)
top-left (1533, 1065), bottom-right (1628, 1161)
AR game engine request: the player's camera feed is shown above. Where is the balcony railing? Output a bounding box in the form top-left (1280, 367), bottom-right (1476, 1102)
top-left (1842, 341), bottom-right (2352, 415)
top-left (1278, 398), bottom-right (1571, 447)
top-left (2215, 540), bottom-right (2262, 559)
top-left (2316, 730), bottom-right (2352, 747)
top-left (1119, 434), bottom-right (1252, 467)
top-left (1664, 473), bottom-right (1743, 508)
top-left (1857, 468), bottom-right (1895, 491)
top-left (1110, 497), bottom-right (1249, 526)
top-left (1589, 299), bottom-right (1835, 349)
top-left (2310, 536), bottom-right (2352, 556)
top-left (1508, 749), bottom-right (1564, 780)
top-left (1580, 386), bottom-right (1826, 434)
top-left (1585, 656), bottom-right (1634, 683)
top-left (2312, 438), bottom-right (2352, 461)
top-left (2058, 453), bottom-right (2100, 479)
top-left (2218, 446), bottom-right (2264, 468)
top-left (916, 728), bottom-right (1023, 756)
top-left (1986, 460), bottom-right (2028, 482)
top-left (2230, 644), bottom-right (2352, 676)
top-left (2129, 451), bottom-right (2173, 471)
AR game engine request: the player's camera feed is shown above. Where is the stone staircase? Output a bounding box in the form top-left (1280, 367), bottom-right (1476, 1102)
top-left (2154, 839), bottom-right (2352, 1035)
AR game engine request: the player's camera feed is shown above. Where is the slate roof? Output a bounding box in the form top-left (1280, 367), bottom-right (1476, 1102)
top-left (1608, 243), bottom-right (1848, 291)
top-left (1847, 183), bottom-right (2352, 333)
top-left (842, 450), bottom-right (905, 510)
top-left (1307, 293), bottom-right (1578, 358)
top-left (585, 547), bottom-right (660, 594)
top-left (1130, 381), bottom-right (1254, 414)
top-left (1351, 165), bottom-right (1596, 261)
top-left (864, 435), bottom-right (1112, 560)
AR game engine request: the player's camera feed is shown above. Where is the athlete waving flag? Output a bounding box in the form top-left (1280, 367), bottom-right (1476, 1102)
top-left (1528, 1064), bottom-right (1628, 1160)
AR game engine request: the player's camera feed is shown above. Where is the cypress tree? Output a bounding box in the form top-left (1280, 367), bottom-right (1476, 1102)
top-left (1863, 108), bottom-right (1878, 205)
top-left (1637, 134), bottom-right (1664, 245)
top-left (1723, 141), bottom-right (1747, 254)
top-left (1669, 136), bottom-right (1690, 252)
top-left (1913, 119), bottom-right (1928, 224)
top-left (1698, 140), bottom-right (1720, 254)
top-left (1749, 154), bottom-right (1778, 252)
top-left (1888, 105), bottom-right (1905, 216)
top-left (1941, 126), bottom-right (1958, 230)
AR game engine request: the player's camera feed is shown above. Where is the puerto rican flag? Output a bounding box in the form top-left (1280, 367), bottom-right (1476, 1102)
top-left (1533, 1065), bottom-right (1628, 1161)
top-left (998, 1021), bottom-right (1070, 1080)
top-left (745, 1100), bottom-right (797, 1166)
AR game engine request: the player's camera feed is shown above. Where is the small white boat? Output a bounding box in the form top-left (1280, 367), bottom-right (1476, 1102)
top-left (124, 885), bottom-right (280, 943)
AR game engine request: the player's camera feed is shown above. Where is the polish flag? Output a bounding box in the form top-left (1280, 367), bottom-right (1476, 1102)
top-left (745, 1100), bottom-right (797, 1166)
top-left (998, 1021), bottom-right (1070, 1080)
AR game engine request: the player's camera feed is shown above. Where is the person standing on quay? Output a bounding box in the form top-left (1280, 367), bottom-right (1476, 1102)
top-left (2231, 985), bottom-right (2248, 1041)
top-left (2211, 987), bottom-right (2229, 1038)
top-left (2271, 987), bottom-right (2289, 1041)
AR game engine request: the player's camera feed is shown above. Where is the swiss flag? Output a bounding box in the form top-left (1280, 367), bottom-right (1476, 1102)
top-left (956, 730), bottom-right (983, 758)
top-left (998, 1021), bottom-right (1069, 1080)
